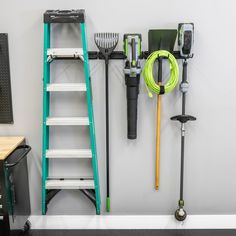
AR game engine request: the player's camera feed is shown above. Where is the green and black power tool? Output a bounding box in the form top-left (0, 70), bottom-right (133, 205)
top-left (178, 23), bottom-right (194, 58)
top-left (123, 34), bottom-right (142, 139)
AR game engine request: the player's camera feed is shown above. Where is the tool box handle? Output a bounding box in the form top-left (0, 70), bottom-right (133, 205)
top-left (5, 145), bottom-right (31, 168)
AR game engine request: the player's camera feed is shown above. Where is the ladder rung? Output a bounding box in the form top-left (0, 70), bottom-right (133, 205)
top-left (46, 117), bottom-right (89, 126)
top-left (48, 175), bottom-right (93, 179)
top-left (45, 179), bottom-right (95, 189)
top-left (47, 83), bottom-right (87, 92)
top-left (46, 149), bottom-right (92, 158)
top-left (47, 48), bottom-right (84, 61)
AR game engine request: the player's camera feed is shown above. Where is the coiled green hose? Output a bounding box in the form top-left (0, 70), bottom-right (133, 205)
top-left (143, 50), bottom-right (179, 97)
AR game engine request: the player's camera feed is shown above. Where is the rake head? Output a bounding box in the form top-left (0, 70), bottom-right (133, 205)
top-left (94, 33), bottom-right (119, 58)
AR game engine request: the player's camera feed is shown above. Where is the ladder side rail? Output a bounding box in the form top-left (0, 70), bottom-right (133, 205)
top-left (80, 22), bottom-right (101, 215)
top-left (42, 23), bottom-right (51, 215)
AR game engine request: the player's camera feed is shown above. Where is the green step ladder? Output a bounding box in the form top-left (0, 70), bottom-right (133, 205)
top-left (42, 9), bottom-right (100, 215)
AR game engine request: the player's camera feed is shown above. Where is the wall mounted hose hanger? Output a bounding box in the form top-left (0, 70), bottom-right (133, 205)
top-left (143, 50), bottom-right (179, 97)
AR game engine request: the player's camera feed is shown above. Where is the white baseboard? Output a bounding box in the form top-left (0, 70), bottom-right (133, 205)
top-left (29, 215), bottom-right (236, 229)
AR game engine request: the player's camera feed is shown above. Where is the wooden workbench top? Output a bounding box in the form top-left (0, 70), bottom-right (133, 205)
top-left (0, 136), bottom-right (25, 161)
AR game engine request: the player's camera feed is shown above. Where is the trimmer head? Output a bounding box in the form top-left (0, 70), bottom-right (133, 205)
top-left (94, 33), bottom-right (119, 59)
top-left (175, 208), bottom-right (187, 221)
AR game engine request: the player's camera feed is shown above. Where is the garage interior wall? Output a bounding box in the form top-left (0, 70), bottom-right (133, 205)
top-left (0, 0), bottom-right (236, 215)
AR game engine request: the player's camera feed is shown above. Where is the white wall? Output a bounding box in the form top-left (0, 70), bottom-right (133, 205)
top-left (0, 0), bottom-right (236, 215)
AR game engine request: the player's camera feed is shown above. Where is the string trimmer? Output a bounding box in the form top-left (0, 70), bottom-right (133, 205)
top-left (171, 23), bottom-right (196, 221)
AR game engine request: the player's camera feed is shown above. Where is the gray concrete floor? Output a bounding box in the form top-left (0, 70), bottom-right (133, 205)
top-left (21, 229), bottom-right (236, 236)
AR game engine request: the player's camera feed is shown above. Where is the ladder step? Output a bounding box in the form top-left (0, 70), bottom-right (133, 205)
top-left (45, 179), bottom-right (95, 189)
top-left (46, 117), bottom-right (89, 126)
top-left (46, 149), bottom-right (92, 158)
top-left (44, 10), bottom-right (85, 24)
top-left (48, 175), bottom-right (94, 179)
top-left (47, 48), bottom-right (84, 61)
top-left (47, 83), bottom-right (87, 92)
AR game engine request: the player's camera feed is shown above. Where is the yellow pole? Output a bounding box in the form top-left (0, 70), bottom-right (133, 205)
top-left (155, 89), bottom-right (161, 190)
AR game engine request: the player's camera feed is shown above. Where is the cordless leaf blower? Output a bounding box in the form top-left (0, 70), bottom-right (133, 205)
top-left (123, 34), bottom-right (142, 139)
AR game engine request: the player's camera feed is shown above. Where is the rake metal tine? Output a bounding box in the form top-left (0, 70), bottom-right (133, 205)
top-left (111, 34), bottom-right (113, 47)
top-left (99, 33), bottom-right (101, 47)
top-left (98, 33), bottom-right (100, 47)
top-left (104, 33), bottom-right (106, 48)
top-left (113, 36), bottom-right (115, 47)
top-left (106, 33), bottom-right (108, 48)
top-left (109, 33), bottom-right (112, 47)
top-left (101, 33), bottom-right (103, 47)
top-left (103, 33), bottom-right (105, 48)
top-left (100, 33), bottom-right (102, 45)
top-left (95, 32), bottom-right (119, 50)
top-left (105, 33), bottom-right (107, 48)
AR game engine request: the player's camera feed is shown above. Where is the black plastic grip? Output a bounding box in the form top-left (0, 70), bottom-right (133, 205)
top-left (126, 75), bottom-right (140, 139)
top-left (170, 115), bottom-right (196, 123)
top-left (183, 60), bottom-right (188, 83)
